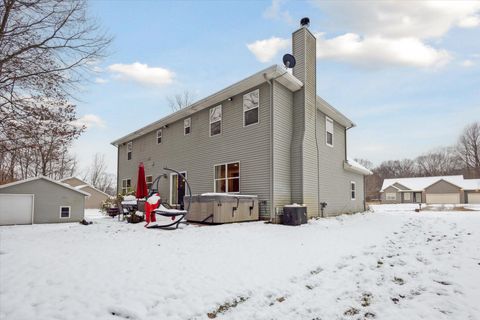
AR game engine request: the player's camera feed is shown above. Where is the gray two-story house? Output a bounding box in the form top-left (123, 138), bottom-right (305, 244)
top-left (112, 20), bottom-right (372, 219)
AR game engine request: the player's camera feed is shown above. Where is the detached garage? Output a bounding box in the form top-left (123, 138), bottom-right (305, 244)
top-left (425, 179), bottom-right (462, 205)
top-left (0, 176), bottom-right (89, 225)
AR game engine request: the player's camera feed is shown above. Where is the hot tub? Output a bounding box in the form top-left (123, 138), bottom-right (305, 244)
top-left (184, 193), bottom-right (259, 223)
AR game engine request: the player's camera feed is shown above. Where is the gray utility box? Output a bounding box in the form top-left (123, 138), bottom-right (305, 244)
top-left (283, 205), bottom-right (307, 226)
top-left (185, 194), bottom-right (259, 224)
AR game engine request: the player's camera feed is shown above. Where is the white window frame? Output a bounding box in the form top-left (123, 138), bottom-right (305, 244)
top-left (127, 141), bottom-right (132, 160)
top-left (386, 193), bottom-right (396, 201)
top-left (156, 129), bottom-right (163, 144)
top-left (404, 192), bottom-right (411, 201)
top-left (213, 161), bottom-right (240, 193)
top-left (351, 181), bottom-right (356, 200)
top-left (146, 175), bottom-right (153, 191)
top-left (169, 171), bottom-right (187, 205)
top-left (121, 178), bottom-right (131, 194)
top-left (184, 118), bottom-right (191, 136)
top-left (59, 206), bottom-right (71, 219)
top-left (326, 117), bottom-right (334, 147)
top-left (209, 105), bottom-right (222, 137)
top-left (243, 89), bottom-right (259, 127)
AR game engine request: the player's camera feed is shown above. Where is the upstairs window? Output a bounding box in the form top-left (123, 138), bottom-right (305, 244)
top-left (127, 142), bottom-right (132, 160)
top-left (209, 105), bottom-right (222, 136)
top-left (60, 206), bottom-right (70, 218)
top-left (351, 181), bottom-right (356, 200)
top-left (122, 179), bottom-right (131, 194)
top-left (214, 162), bottom-right (240, 193)
top-left (326, 117), bottom-right (334, 147)
top-left (184, 118), bottom-right (191, 135)
top-left (243, 89), bottom-right (259, 126)
top-left (146, 175), bottom-right (153, 190)
top-left (156, 129), bottom-right (162, 144)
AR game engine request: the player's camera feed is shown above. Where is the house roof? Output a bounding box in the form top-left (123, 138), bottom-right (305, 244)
top-left (111, 65), bottom-right (303, 147)
top-left (344, 158), bottom-right (373, 175)
top-left (0, 176), bottom-right (90, 196)
top-left (380, 175), bottom-right (480, 192)
top-left (60, 177), bottom-right (112, 197)
top-left (111, 64), bottom-right (356, 147)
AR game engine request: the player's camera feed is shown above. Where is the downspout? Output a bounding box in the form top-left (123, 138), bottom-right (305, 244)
top-left (116, 145), bottom-right (120, 196)
top-left (264, 73), bottom-right (274, 222)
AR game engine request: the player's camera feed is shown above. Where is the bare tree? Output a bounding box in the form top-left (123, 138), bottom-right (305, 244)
top-left (415, 147), bottom-right (462, 177)
top-left (0, 0), bottom-right (111, 145)
top-left (83, 153), bottom-right (115, 194)
top-left (457, 122), bottom-right (480, 178)
top-left (167, 90), bottom-right (195, 112)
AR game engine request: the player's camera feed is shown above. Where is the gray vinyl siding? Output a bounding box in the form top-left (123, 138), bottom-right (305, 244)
top-left (381, 186), bottom-right (401, 203)
top-left (272, 82), bottom-right (293, 211)
top-left (0, 179), bottom-right (85, 223)
top-left (425, 180), bottom-right (464, 203)
top-left (291, 27), bottom-right (319, 217)
top-left (117, 83), bottom-right (272, 217)
top-left (316, 110), bottom-right (365, 216)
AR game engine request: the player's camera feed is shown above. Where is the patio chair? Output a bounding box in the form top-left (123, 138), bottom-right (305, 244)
top-left (116, 200), bottom-right (128, 221)
top-left (146, 167), bottom-right (191, 230)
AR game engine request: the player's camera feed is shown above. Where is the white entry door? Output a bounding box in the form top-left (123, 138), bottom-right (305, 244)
top-left (467, 193), bottom-right (480, 204)
top-left (426, 193), bottom-right (460, 204)
top-left (0, 194), bottom-right (34, 225)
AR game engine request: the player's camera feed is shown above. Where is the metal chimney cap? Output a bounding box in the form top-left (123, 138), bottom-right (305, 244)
top-left (300, 17), bottom-right (310, 27)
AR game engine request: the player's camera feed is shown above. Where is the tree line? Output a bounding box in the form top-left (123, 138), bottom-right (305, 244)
top-left (356, 122), bottom-right (480, 201)
top-left (0, 0), bottom-right (112, 191)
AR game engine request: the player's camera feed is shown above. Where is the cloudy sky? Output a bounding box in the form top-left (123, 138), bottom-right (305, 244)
top-left (75, 0), bottom-right (480, 174)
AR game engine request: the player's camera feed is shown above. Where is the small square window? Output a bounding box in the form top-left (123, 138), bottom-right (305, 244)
top-left (122, 179), bottom-right (131, 194)
top-left (60, 206), bottom-right (70, 218)
top-left (146, 175), bottom-right (153, 190)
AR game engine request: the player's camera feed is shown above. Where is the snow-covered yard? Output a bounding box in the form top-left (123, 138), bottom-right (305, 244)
top-left (1, 205), bottom-right (480, 320)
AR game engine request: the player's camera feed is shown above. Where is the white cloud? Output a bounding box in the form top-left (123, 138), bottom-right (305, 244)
top-left (316, 33), bottom-right (451, 69)
top-left (107, 62), bottom-right (174, 87)
top-left (461, 59), bottom-right (475, 67)
top-left (458, 14), bottom-right (480, 28)
top-left (263, 0), bottom-right (293, 24)
top-left (71, 114), bottom-right (106, 129)
top-left (247, 37), bottom-right (289, 63)
top-left (94, 77), bottom-right (108, 84)
top-left (312, 1), bottom-right (480, 39)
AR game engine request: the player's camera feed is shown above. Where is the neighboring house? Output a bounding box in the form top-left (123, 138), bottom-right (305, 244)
top-left (60, 177), bottom-right (111, 209)
top-left (380, 175), bottom-right (480, 204)
top-left (111, 19), bottom-right (372, 219)
top-left (0, 176), bottom-right (89, 225)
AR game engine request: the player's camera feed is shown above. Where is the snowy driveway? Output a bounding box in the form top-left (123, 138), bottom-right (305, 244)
top-left (1, 206), bottom-right (479, 320)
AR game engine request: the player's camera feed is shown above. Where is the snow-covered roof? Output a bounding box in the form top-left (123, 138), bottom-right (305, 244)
top-left (381, 175), bottom-right (480, 192)
top-left (60, 177), bottom-right (112, 197)
top-left (0, 176), bottom-right (90, 196)
top-left (344, 158), bottom-right (373, 176)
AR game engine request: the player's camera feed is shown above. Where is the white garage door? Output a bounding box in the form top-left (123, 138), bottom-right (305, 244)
top-left (0, 194), bottom-right (34, 225)
top-left (426, 193), bottom-right (460, 204)
top-left (468, 193), bottom-right (480, 204)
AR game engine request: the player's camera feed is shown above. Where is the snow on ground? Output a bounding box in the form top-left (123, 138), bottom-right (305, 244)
top-left (1, 205), bottom-right (480, 320)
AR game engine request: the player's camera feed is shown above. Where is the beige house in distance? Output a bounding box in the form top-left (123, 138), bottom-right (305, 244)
top-left (380, 175), bottom-right (480, 204)
top-left (111, 19), bottom-right (372, 220)
top-left (61, 177), bottom-right (111, 209)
